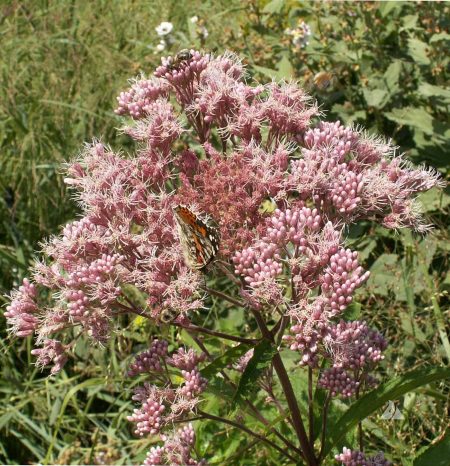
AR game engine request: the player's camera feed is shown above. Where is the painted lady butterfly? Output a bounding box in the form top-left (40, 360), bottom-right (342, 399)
top-left (173, 205), bottom-right (220, 271)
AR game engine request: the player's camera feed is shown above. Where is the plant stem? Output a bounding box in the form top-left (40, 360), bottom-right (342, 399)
top-left (190, 334), bottom-right (302, 458)
top-left (202, 286), bottom-right (245, 308)
top-left (197, 410), bottom-right (298, 463)
top-left (252, 310), bottom-right (317, 466)
top-left (308, 366), bottom-right (314, 442)
top-left (318, 393), bottom-right (331, 462)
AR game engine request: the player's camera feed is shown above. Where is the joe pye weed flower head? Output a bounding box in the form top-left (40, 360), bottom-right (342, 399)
top-left (5, 49), bottom-right (443, 465)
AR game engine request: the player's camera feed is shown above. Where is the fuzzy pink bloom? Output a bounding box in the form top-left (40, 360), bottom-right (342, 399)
top-left (4, 50), bottom-right (442, 464)
top-left (30, 339), bottom-right (68, 375)
top-left (142, 446), bottom-right (165, 466)
top-left (234, 348), bottom-right (254, 372)
top-left (166, 347), bottom-right (206, 371)
top-left (144, 424), bottom-right (206, 466)
top-left (5, 278), bottom-right (39, 337)
top-left (233, 206), bottom-right (340, 297)
top-left (261, 81), bottom-right (318, 138)
top-left (324, 320), bottom-right (387, 370)
top-left (115, 76), bottom-right (170, 119)
top-left (123, 99), bottom-right (184, 151)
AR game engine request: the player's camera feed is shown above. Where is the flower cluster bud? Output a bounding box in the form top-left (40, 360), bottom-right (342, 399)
top-left (67, 254), bottom-right (123, 287)
top-left (127, 340), bottom-right (169, 376)
top-left (115, 77), bottom-right (169, 119)
top-left (179, 369), bottom-right (208, 399)
top-left (318, 367), bottom-right (359, 398)
top-left (5, 278), bottom-right (39, 337)
top-left (127, 396), bottom-right (165, 436)
top-left (321, 249), bottom-right (370, 315)
top-left (31, 339), bottom-right (68, 375)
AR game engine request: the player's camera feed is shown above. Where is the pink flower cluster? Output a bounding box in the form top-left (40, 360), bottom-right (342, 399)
top-left (290, 121), bottom-right (444, 230)
top-left (5, 278), bottom-right (39, 337)
top-left (30, 339), bottom-right (68, 375)
top-left (115, 77), bottom-right (169, 119)
top-left (336, 447), bottom-right (391, 466)
top-left (127, 341), bottom-right (206, 463)
top-left (4, 48), bottom-right (443, 464)
top-left (127, 339), bottom-right (169, 377)
top-left (143, 424), bottom-right (205, 466)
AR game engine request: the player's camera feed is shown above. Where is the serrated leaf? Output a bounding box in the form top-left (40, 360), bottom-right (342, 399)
top-left (401, 14), bottom-right (419, 30)
top-left (385, 107), bottom-right (434, 135)
top-left (414, 430), bottom-right (450, 466)
top-left (362, 88), bottom-right (389, 108)
top-left (429, 32), bottom-right (450, 43)
top-left (418, 82), bottom-right (450, 104)
top-left (232, 340), bottom-right (277, 405)
top-left (407, 38), bottom-right (430, 65)
top-left (201, 343), bottom-right (252, 379)
top-left (323, 366), bottom-right (450, 459)
top-left (383, 60), bottom-right (402, 94)
top-left (205, 375), bottom-right (235, 402)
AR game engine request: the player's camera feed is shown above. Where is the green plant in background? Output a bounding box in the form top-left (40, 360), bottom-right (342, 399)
top-left (1, 1), bottom-right (449, 465)
top-left (238, 1), bottom-right (449, 167)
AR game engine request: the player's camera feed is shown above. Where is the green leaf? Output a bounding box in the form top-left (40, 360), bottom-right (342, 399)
top-left (383, 60), bottom-right (402, 94)
top-left (414, 430), bottom-right (450, 466)
top-left (429, 32), bottom-right (450, 43)
top-left (201, 343), bottom-right (252, 379)
top-left (407, 38), bottom-right (431, 65)
top-left (401, 14), bottom-right (419, 31)
top-left (252, 64), bottom-right (281, 80)
top-left (233, 340), bottom-right (277, 405)
top-left (385, 107), bottom-right (434, 135)
top-left (205, 375), bottom-right (236, 402)
top-left (418, 188), bottom-right (450, 212)
top-left (276, 54), bottom-right (294, 80)
top-left (362, 88), bottom-right (389, 108)
top-left (418, 82), bottom-right (450, 104)
top-left (262, 0), bottom-right (285, 15)
top-left (379, 1), bottom-right (400, 17)
top-left (342, 302), bottom-right (361, 321)
top-left (323, 366), bottom-right (450, 458)
top-left (367, 253), bottom-right (399, 296)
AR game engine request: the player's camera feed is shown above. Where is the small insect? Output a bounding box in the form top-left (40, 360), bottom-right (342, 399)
top-left (173, 205), bottom-right (220, 271)
top-left (166, 49), bottom-right (194, 71)
top-left (176, 49), bottom-right (193, 62)
top-left (313, 71), bottom-right (335, 90)
top-left (160, 308), bottom-right (179, 324)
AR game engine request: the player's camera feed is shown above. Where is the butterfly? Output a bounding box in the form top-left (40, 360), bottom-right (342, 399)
top-left (173, 205), bottom-right (220, 271)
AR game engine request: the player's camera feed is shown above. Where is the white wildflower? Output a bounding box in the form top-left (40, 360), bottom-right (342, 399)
top-left (155, 21), bottom-right (173, 36)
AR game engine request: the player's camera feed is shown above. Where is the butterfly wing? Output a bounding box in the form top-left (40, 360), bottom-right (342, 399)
top-left (173, 206), bottom-right (220, 270)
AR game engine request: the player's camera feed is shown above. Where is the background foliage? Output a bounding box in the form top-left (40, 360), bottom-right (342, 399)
top-left (0, 1), bottom-right (448, 464)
